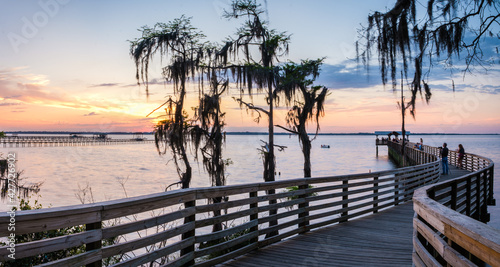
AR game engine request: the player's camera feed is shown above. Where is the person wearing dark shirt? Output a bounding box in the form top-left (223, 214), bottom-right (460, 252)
top-left (458, 144), bottom-right (465, 169)
top-left (441, 143), bottom-right (449, 175)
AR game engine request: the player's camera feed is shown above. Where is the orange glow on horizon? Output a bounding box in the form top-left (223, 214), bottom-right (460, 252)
top-left (1, 67), bottom-right (499, 134)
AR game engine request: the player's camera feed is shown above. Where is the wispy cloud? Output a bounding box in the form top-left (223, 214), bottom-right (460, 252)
top-left (0, 102), bottom-right (21, 107)
top-left (0, 67), bottom-right (50, 85)
top-left (89, 83), bottom-right (121, 88)
top-left (316, 60), bottom-right (500, 97)
top-left (98, 78), bottom-right (170, 88)
top-left (84, 112), bottom-right (98, 116)
top-left (0, 68), bottom-right (135, 112)
top-left (317, 63), bottom-right (382, 89)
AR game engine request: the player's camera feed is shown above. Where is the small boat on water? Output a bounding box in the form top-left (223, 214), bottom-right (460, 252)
top-left (321, 144), bottom-right (330, 148)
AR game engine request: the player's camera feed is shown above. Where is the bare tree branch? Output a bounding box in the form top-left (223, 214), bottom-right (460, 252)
top-left (275, 124), bottom-right (299, 135)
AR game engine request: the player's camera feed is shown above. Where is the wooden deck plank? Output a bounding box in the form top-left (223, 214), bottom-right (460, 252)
top-left (218, 166), bottom-right (468, 267)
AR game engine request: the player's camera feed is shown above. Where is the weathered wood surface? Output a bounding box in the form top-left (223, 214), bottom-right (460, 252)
top-left (218, 165), bottom-right (471, 267)
top-left (220, 202), bottom-right (415, 267)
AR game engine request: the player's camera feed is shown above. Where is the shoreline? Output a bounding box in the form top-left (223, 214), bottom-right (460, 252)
top-left (3, 131), bottom-right (499, 136)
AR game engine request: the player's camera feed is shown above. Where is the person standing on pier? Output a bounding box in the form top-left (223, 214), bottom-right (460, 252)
top-left (458, 144), bottom-right (465, 169)
top-left (440, 143), bottom-right (449, 175)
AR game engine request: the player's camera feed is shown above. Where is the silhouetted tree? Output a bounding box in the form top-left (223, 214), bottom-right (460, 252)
top-left (130, 16), bottom-right (205, 189)
top-left (131, 18), bottom-right (234, 261)
top-left (358, 0), bottom-right (499, 117)
top-left (274, 59), bottom-right (328, 178)
top-left (221, 0), bottom-right (291, 237)
top-left (358, 0), bottom-right (499, 163)
top-left (196, 62), bottom-right (229, 235)
top-left (222, 0), bottom-right (291, 183)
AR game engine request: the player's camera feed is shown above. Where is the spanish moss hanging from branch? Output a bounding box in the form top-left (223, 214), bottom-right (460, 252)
top-left (274, 59), bottom-right (329, 178)
top-left (358, 0), bottom-right (499, 118)
top-left (130, 16), bottom-right (207, 189)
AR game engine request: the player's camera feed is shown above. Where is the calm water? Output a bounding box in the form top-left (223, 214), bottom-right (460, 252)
top-left (1, 134), bottom-right (499, 229)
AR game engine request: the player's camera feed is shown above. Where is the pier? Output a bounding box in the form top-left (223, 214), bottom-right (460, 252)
top-left (0, 135), bottom-right (154, 148)
top-left (374, 130), bottom-right (409, 156)
top-left (0, 141), bottom-right (497, 266)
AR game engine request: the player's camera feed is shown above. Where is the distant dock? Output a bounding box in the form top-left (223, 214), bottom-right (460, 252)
top-left (0, 135), bottom-right (154, 148)
top-left (375, 131), bottom-right (410, 155)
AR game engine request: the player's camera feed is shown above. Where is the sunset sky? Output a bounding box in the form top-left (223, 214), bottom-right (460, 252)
top-left (1, 0), bottom-right (499, 134)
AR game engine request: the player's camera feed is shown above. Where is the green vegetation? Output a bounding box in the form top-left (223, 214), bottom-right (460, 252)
top-left (0, 199), bottom-right (85, 266)
top-left (0, 131), bottom-right (5, 138)
top-left (285, 185), bottom-right (317, 201)
top-left (198, 223), bottom-right (252, 259)
top-left (0, 198), bottom-right (119, 266)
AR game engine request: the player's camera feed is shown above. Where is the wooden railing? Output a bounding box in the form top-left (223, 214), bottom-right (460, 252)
top-left (387, 141), bottom-right (437, 167)
top-left (0, 142), bottom-right (441, 266)
top-left (412, 146), bottom-right (498, 266)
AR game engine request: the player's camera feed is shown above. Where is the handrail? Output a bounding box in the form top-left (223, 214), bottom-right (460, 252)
top-left (412, 146), bottom-right (498, 266)
top-left (0, 142), bottom-right (462, 266)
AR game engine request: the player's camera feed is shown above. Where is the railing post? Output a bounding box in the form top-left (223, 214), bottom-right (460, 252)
top-left (475, 174), bottom-right (481, 220)
top-left (249, 191), bottom-right (259, 243)
top-left (85, 221), bottom-right (102, 267)
top-left (482, 170), bottom-right (490, 223)
top-left (340, 179), bottom-right (348, 223)
top-left (488, 167), bottom-right (496, 206)
top-left (181, 199), bottom-right (196, 266)
top-left (466, 177), bottom-right (472, 216)
top-left (428, 188), bottom-right (435, 200)
top-left (451, 182), bottom-right (457, 210)
top-left (373, 176), bottom-right (379, 213)
top-left (394, 173), bottom-right (399, 206)
top-left (298, 182), bottom-right (310, 232)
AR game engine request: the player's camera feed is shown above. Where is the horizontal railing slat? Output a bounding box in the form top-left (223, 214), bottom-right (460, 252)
top-left (101, 221), bottom-right (195, 258)
top-left (195, 208), bottom-right (258, 228)
top-left (109, 237), bottom-right (195, 267)
top-left (195, 220), bottom-right (258, 244)
top-left (101, 191), bottom-right (196, 220)
top-left (194, 242), bottom-right (258, 267)
top-left (194, 231), bottom-right (257, 259)
top-left (195, 197), bottom-right (257, 213)
top-left (102, 207), bottom-right (195, 240)
top-left (36, 250), bottom-right (102, 267)
top-left (0, 229), bottom-right (101, 260)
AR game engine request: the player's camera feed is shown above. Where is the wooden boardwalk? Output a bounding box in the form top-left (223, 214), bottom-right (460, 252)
top-left (219, 166), bottom-right (470, 267)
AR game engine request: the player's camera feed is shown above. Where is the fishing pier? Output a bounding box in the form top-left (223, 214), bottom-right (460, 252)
top-left (0, 134), bottom-right (154, 148)
top-left (0, 140), bottom-right (497, 266)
